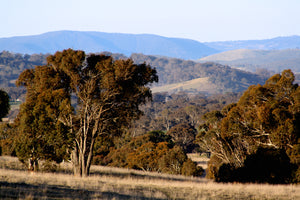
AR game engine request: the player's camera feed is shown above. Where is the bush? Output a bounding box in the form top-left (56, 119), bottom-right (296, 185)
top-left (158, 145), bottom-right (187, 174)
top-left (104, 131), bottom-right (200, 176)
top-left (206, 155), bottom-right (222, 179)
top-left (181, 158), bottom-right (204, 176)
top-left (241, 147), bottom-right (297, 184)
top-left (215, 147), bottom-right (298, 184)
top-left (215, 163), bottom-right (236, 182)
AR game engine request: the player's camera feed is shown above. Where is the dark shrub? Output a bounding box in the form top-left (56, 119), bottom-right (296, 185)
top-left (241, 147), bottom-right (296, 184)
top-left (215, 147), bottom-right (297, 184)
top-left (215, 163), bottom-right (236, 182)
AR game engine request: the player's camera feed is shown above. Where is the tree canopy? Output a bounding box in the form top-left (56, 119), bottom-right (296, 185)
top-left (197, 69), bottom-right (300, 183)
top-left (15, 49), bottom-right (158, 176)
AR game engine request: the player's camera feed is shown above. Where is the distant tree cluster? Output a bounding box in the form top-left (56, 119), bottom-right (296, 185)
top-left (0, 51), bottom-right (48, 100)
top-left (129, 91), bottom-right (241, 138)
top-left (100, 131), bottom-right (203, 176)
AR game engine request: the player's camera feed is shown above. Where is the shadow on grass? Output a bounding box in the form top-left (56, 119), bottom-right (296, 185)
top-left (0, 181), bottom-right (167, 200)
top-left (89, 169), bottom-right (207, 183)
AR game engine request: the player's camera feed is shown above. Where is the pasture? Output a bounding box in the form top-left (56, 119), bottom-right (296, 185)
top-left (0, 156), bottom-right (299, 199)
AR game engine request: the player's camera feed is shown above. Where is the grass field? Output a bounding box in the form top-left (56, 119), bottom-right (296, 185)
top-left (0, 156), bottom-right (299, 199)
top-left (151, 77), bottom-right (218, 94)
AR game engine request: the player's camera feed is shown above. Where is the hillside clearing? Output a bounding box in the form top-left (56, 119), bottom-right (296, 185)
top-left (151, 77), bottom-right (217, 94)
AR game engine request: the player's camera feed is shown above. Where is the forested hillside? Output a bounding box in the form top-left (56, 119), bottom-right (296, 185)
top-left (0, 51), bottom-right (267, 99)
top-left (131, 53), bottom-right (267, 93)
top-left (0, 51), bottom-right (48, 100)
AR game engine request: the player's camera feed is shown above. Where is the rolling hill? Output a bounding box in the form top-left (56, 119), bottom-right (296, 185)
top-left (0, 51), bottom-right (266, 100)
top-left (151, 77), bottom-right (217, 94)
top-left (0, 31), bottom-right (218, 60)
top-left (130, 53), bottom-right (266, 94)
top-left (198, 49), bottom-right (300, 73)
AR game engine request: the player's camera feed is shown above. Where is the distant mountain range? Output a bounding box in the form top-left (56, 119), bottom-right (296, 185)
top-left (1, 31), bottom-right (300, 60)
top-left (204, 35), bottom-right (300, 51)
top-left (0, 31), bottom-right (218, 60)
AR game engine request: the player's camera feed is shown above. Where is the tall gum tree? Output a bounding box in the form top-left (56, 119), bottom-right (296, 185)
top-left (17, 49), bottom-right (158, 176)
top-left (197, 69), bottom-right (300, 169)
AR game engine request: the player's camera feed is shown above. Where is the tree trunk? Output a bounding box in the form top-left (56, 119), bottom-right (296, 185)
top-left (71, 138), bottom-right (95, 177)
top-left (83, 136), bottom-right (96, 177)
top-left (71, 145), bottom-right (82, 176)
top-left (28, 157), bottom-right (39, 172)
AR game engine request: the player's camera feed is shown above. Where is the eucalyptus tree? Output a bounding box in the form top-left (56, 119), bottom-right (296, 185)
top-left (16, 49), bottom-right (158, 176)
top-left (197, 70), bottom-right (300, 177)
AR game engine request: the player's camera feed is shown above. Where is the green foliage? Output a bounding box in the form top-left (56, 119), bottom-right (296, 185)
top-left (127, 142), bottom-right (169, 171)
top-left (181, 158), bottom-right (204, 176)
top-left (105, 131), bottom-right (202, 176)
top-left (92, 135), bottom-right (114, 165)
top-left (166, 123), bottom-right (197, 153)
top-left (157, 145), bottom-right (187, 174)
top-left (0, 123), bottom-right (16, 156)
top-left (198, 70), bottom-right (300, 183)
top-left (15, 49), bottom-right (158, 176)
top-left (14, 64), bottom-right (73, 171)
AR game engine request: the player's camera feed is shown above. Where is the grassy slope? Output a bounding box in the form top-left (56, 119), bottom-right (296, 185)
top-left (151, 77), bottom-right (218, 94)
top-left (198, 49), bottom-right (300, 73)
top-left (0, 156), bottom-right (299, 200)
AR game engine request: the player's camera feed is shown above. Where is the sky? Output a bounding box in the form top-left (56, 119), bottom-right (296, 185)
top-left (2, 0), bottom-right (300, 42)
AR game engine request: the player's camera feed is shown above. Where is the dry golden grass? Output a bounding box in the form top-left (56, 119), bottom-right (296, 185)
top-left (187, 153), bottom-right (209, 170)
top-left (151, 77), bottom-right (218, 94)
top-left (0, 156), bottom-right (299, 199)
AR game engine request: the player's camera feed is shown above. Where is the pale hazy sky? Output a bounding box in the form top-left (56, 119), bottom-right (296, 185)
top-left (2, 0), bottom-right (300, 42)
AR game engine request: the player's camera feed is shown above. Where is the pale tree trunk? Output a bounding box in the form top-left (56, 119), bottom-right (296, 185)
top-left (80, 141), bottom-right (95, 177)
top-left (28, 157), bottom-right (39, 172)
top-left (71, 128), bottom-right (97, 177)
top-left (71, 144), bottom-right (82, 176)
